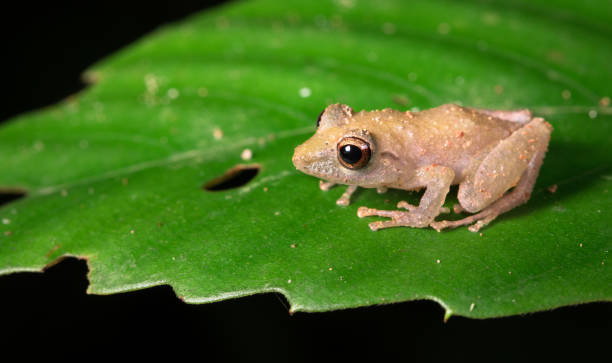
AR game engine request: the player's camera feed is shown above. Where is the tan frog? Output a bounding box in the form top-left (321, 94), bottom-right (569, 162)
top-left (292, 104), bottom-right (552, 232)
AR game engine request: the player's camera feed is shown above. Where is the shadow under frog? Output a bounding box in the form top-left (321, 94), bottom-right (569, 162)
top-left (500, 139), bottom-right (610, 221)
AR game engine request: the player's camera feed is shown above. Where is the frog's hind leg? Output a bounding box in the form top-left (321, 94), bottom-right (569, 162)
top-left (470, 107), bottom-right (532, 123)
top-left (431, 117), bottom-right (552, 232)
top-left (431, 152), bottom-right (542, 232)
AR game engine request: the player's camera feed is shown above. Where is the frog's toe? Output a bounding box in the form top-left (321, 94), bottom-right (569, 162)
top-left (336, 185), bottom-right (358, 206)
top-left (357, 206), bottom-right (374, 217)
top-left (431, 219), bottom-right (459, 232)
top-left (467, 214), bottom-right (498, 232)
top-left (358, 207), bottom-right (433, 229)
top-left (319, 180), bottom-right (336, 191)
top-left (336, 197), bottom-right (350, 206)
top-left (397, 201), bottom-right (417, 211)
top-left (468, 221), bottom-right (486, 233)
top-left (431, 212), bottom-right (499, 232)
top-left (453, 204), bottom-right (466, 213)
top-left (439, 206), bottom-right (451, 214)
top-left (357, 207), bottom-right (403, 219)
top-left (369, 221), bottom-right (390, 231)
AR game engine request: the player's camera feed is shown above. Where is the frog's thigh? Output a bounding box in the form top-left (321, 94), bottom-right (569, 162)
top-left (458, 118), bottom-right (551, 213)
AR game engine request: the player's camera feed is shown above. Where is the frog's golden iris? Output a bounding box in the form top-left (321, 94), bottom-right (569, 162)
top-left (337, 137), bottom-right (371, 169)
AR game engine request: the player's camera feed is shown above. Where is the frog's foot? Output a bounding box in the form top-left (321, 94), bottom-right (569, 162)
top-left (430, 209), bottom-right (499, 233)
top-left (453, 203), bottom-right (465, 214)
top-left (397, 201), bottom-right (450, 214)
top-left (319, 180), bottom-right (336, 191)
top-left (357, 206), bottom-right (431, 231)
top-left (336, 185), bottom-right (358, 206)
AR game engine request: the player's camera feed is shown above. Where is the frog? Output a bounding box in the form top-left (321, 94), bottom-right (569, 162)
top-left (292, 103), bottom-right (552, 232)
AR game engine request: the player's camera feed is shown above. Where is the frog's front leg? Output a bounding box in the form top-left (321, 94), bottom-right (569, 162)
top-left (336, 185), bottom-right (358, 206)
top-left (319, 180), bottom-right (358, 206)
top-left (319, 180), bottom-right (336, 191)
top-left (357, 165), bottom-right (454, 231)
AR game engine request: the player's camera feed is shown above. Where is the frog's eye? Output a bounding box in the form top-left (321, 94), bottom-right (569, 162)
top-left (337, 137), bottom-right (371, 169)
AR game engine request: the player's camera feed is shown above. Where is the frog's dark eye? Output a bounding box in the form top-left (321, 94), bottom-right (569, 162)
top-left (316, 109), bottom-right (325, 128)
top-left (337, 137), bottom-right (371, 169)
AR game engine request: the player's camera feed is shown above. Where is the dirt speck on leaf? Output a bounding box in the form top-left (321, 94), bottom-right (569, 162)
top-left (213, 127), bottom-right (223, 140)
top-left (241, 148), bottom-right (253, 160)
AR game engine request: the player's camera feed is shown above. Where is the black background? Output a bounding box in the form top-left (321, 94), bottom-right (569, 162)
top-left (1, 1), bottom-right (610, 361)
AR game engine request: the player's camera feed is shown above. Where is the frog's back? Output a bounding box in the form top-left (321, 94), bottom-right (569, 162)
top-left (413, 104), bottom-right (524, 132)
top-left (407, 104), bottom-right (525, 176)
top-left (411, 104), bottom-right (523, 147)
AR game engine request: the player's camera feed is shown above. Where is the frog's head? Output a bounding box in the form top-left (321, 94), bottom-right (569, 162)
top-left (292, 104), bottom-right (408, 188)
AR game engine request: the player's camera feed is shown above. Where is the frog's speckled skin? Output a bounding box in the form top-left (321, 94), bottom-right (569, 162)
top-left (292, 104), bottom-right (552, 232)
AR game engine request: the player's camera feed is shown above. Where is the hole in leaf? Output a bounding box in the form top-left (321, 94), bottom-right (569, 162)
top-left (203, 164), bottom-right (260, 191)
top-left (0, 189), bottom-right (26, 207)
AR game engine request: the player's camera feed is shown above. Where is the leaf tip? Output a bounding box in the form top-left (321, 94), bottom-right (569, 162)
top-left (82, 70), bottom-right (103, 84)
top-left (443, 309), bottom-right (453, 323)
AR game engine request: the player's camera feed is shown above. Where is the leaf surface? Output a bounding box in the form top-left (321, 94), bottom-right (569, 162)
top-left (1, 0), bottom-right (610, 318)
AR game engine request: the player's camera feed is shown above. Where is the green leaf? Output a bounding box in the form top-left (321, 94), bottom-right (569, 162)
top-left (1, 0), bottom-right (610, 318)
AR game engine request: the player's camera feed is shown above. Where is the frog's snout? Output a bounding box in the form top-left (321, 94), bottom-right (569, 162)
top-left (293, 143), bottom-right (322, 174)
top-left (293, 139), bottom-right (333, 178)
top-left (292, 144), bottom-right (307, 172)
